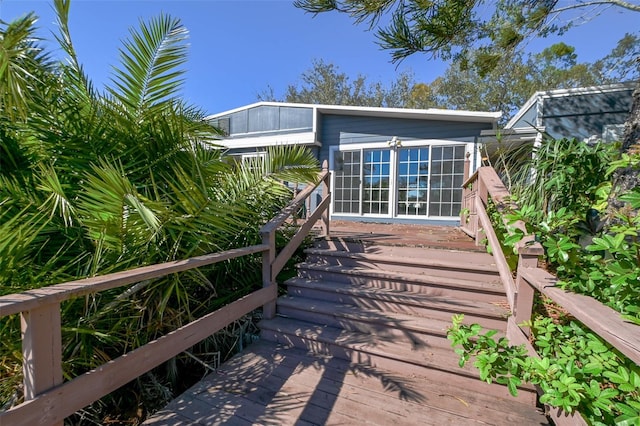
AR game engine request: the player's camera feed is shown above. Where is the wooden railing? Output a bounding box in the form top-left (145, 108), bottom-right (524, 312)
top-left (461, 166), bottom-right (640, 426)
top-left (0, 161), bottom-right (331, 426)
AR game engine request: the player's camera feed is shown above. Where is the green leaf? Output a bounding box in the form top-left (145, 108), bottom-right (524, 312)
top-left (619, 190), bottom-right (640, 209)
top-left (604, 367), bottom-right (630, 384)
top-left (507, 377), bottom-right (520, 397)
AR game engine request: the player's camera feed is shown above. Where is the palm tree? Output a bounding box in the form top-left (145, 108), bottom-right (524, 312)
top-left (0, 1), bottom-right (319, 422)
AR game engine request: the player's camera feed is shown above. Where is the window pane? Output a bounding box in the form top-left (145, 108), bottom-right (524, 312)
top-left (432, 147), bottom-right (442, 161)
top-left (279, 107), bottom-right (313, 130)
top-left (443, 146), bottom-right (454, 160)
top-left (248, 106), bottom-right (279, 132)
top-left (333, 150), bottom-right (360, 214)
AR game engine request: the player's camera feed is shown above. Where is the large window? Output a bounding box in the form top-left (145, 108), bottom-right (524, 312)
top-left (397, 147), bottom-right (429, 216)
top-left (332, 142), bottom-right (468, 218)
top-left (333, 150), bottom-right (361, 214)
top-left (210, 106), bottom-right (313, 136)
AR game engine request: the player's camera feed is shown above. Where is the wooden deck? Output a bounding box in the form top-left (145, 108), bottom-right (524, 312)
top-left (329, 220), bottom-right (484, 251)
top-left (144, 222), bottom-right (549, 426)
top-left (144, 340), bottom-right (548, 426)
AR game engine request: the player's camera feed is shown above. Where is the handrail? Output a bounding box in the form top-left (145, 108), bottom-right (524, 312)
top-left (519, 267), bottom-right (640, 366)
top-left (461, 165), bottom-right (639, 426)
top-left (461, 166), bottom-right (543, 309)
top-left (259, 160), bottom-right (331, 319)
top-left (0, 244), bottom-right (269, 317)
top-left (0, 163), bottom-right (332, 426)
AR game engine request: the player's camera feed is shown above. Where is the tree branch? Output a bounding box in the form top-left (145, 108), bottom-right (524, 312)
top-left (551, 0), bottom-right (640, 14)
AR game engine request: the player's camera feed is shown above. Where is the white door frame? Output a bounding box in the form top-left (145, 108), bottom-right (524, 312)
top-left (329, 137), bottom-right (475, 220)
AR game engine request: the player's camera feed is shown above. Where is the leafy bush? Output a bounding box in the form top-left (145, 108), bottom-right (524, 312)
top-left (449, 137), bottom-right (640, 425)
top-left (449, 314), bottom-right (640, 425)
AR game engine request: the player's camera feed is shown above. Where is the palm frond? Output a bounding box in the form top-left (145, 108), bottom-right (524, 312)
top-left (53, 0), bottom-right (95, 106)
top-left (77, 160), bottom-right (163, 263)
top-left (36, 164), bottom-right (77, 227)
top-left (0, 12), bottom-right (51, 120)
top-left (108, 14), bottom-right (188, 119)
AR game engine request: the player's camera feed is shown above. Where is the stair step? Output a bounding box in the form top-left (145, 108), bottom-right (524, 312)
top-left (296, 263), bottom-right (507, 304)
top-left (313, 238), bottom-right (487, 254)
top-left (285, 278), bottom-right (509, 330)
top-left (304, 247), bottom-right (499, 281)
top-left (259, 317), bottom-right (536, 405)
top-left (276, 295), bottom-right (505, 347)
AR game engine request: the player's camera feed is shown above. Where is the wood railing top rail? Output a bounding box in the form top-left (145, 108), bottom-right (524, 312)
top-left (520, 267), bottom-right (640, 366)
top-left (465, 167), bottom-right (529, 236)
top-left (0, 244), bottom-right (269, 318)
top-left (260, 169), bottom-right (329, 234)
top-left (473, 197), bottom-right (517, 308)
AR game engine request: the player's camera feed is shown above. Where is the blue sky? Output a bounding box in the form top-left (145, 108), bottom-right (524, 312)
top-left (1, 0), bottom-right (638, 115)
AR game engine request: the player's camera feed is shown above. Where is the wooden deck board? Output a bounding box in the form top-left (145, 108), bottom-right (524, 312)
top-left (144, 340), bottom-right (549, 426)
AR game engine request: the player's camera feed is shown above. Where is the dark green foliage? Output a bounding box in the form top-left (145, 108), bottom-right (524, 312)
top-left (450, 138), bottom-right (640, 424)
top-left (0, 2), bottom-right (319, 423)
top-left (503, 138), bottom-right (639, 321)
top-left (449, 314), bottom-right (640, 425)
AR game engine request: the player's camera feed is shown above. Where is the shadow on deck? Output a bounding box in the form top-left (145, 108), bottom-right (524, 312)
top-left (144, 222), bottom-right (549, 426)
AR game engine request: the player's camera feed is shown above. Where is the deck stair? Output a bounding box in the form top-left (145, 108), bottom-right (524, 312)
top-left (259, 237), bottom-right (539, 407)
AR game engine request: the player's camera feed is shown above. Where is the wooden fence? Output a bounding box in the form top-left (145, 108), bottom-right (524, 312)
top-left (461, 166), bottom-right (640, 425)
top-left (0, 162), bottom-right (331, 426)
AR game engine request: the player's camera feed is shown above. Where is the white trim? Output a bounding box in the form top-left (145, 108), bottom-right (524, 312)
top-left (395, 215), bottom-right (460, 221)
top-left (329, 139), bottom-right (473, 220)
top-left (206, 101), bottom-right (501, 123)
top-left (220, 131), bottom-right (319, 149)
top-left (331, 137), bottom-right (475, 152)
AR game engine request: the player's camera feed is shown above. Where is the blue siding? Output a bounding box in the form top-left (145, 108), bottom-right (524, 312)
top-left (318, 114), bottom-right (492, 162)
top-left (542, 89), bottom-right (633, 140)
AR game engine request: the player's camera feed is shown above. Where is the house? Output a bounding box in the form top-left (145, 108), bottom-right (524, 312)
top-left (479, 82), bottom-right (636, 162)
top-left (206, 102), bottom-right (501, 224)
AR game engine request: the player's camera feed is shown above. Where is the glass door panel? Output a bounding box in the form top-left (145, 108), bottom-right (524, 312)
top-left (429, 145), bottom-right (466, 217)
top-left (362, 149), bottom-right (390, 214)
top-left (333, 150), bottom-right (361, 214)
top-left (397, 147), bottom-right (429, 216)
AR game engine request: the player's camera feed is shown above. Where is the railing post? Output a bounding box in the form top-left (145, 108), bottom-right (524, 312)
top-left (320, 160), bottom-right (330, 238)
top-left (22, 303), bottom-right (64, 425)
top-left (261, 230), bottom-right (277, 319)
top-left (513, 239), bottom-right (544, 337)
top-left (474, 170), bottom-right (488, 246)
top-left (460, 152), bottom-right (471, 228)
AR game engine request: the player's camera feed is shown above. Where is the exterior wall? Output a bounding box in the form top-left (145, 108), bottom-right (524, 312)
top-left (509, 103), bottom-right (539, 129)
top-left (542, 89), bottom-right (633, 141)
top-left (215, 106), bottom-right (497, 225)
top-left (317, 114), bottom-right (494, 162)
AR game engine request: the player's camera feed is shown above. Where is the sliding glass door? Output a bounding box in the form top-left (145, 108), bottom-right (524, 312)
top-left (332, 142), bottom-right (468, 218)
